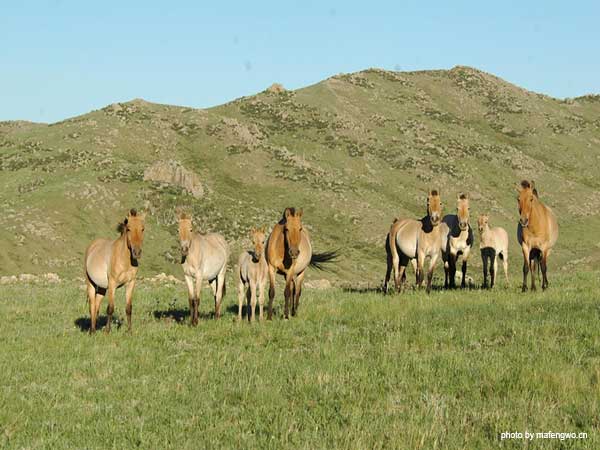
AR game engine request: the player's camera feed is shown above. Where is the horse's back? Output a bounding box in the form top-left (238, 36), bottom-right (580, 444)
top-left (238, 251), bottom-right (252, 283)
top-left (85, 238), bottom-right (112, 289)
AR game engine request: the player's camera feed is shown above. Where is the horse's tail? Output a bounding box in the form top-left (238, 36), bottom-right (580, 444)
top-left (310, 250), bottom-right (339, 271)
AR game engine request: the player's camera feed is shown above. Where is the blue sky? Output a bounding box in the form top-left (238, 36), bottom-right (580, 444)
top-left (1, 1), bottom-right (598, 123)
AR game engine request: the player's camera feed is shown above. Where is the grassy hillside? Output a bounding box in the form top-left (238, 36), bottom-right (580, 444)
top-left (1, 66), bottom-right (600, 284)
top-left (0, 273), bottom-right (599, 448)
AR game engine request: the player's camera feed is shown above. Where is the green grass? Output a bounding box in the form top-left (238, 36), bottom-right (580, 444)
top-left (1, 272), bottom-right (599, 449)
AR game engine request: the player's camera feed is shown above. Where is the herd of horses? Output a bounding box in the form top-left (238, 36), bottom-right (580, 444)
top-left (83, 180), bottom-right (558, 333)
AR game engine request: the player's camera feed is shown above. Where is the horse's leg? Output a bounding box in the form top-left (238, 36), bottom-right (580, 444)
top-left (214, 267), bottom-right (226, 319)
top-left (409, 258), bottom-right (417, 290)
top-left (105, 279), bottom-right (116, 333)
top-left (461, 249), bottom-right (470, 289)
top-left (237, 278), bottom-right (245, 322)
top-left (397, 265), bottom-right (407, 293)
top-left (529, 254), bottom-right (537, 292)
top-left (249, 279), bottom-right (257, 323)
top-left (293, 271), bottom-right (305, 316)
top-left (541, 250), bottom-right (549, 290)
top-left (124, 279), bottom-right (135, 332)
top-left (193, 272), bottom-right (203, 325)
top-left (184, 275), bottom-right (195, 325)
top-left (444, 258), bottom-right (449, 289)
top-left (426, 252), bottom-right (439, 294)
top-left (416, 250), bottom-right (425, 289)
top-left (503, 253), bottom-right (509, 286)
top-left (283, 272), bottom-right (294, 319)
top-left (384, 235), bottom-right (393, 294)
top-left (521, 245), bottom-right (530, 292)
top-left (481, 250), bottom-right (488, 289)
top-left (490, 252), bottom-right (496, 289)
top-left (258, 278), bottom-right (266, 321)
top-left (267, 265), bottom-right (276, 320)
top-left (449, 253), bottom-right (457, 289)
top-left (86, 280), bottom-right (97, 333)
top-left (391, 244), bottom-right (401, 292)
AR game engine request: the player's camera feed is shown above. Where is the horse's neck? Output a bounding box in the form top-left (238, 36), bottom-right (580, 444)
top-left (114, 233), bottom-right (132, 266)
top-left (529, 199), bottom-right (547, 233)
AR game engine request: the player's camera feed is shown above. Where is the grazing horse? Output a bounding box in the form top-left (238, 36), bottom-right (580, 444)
top-left (517, 180), bottom-right (559, 291)
top-left (384, 189), bottom-right (444, 294)
top-left (178, 213), bottom-right (229, 325)
top-left (441, 194), bottom-right (474, 289)
top-left (237, 227), bottom-right (268, 322)
top-left (266, 208), bottom-right (337, 319)
top-left (477, 214), bottom-right (509, 288)
top-left (84, 209), bottom-right (145, 333)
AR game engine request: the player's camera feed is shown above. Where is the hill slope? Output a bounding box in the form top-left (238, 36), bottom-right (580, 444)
top-left (1, 66), bottom-right (599, 283)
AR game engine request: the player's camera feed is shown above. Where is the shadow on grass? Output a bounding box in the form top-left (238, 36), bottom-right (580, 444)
top-left (152, 307), bottom-right (219, 324)
top-left (74, 315), bottom-right (122, 332)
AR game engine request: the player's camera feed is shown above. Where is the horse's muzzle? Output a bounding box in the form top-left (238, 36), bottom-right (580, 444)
top-left (519, 218), bottom-right (529, 228)
top-left (459, 222), bottom-right (468, 231)
top-left (131, 248), bottom-right (142, 259)
top-left (288, 249), bottom-right (299, 259)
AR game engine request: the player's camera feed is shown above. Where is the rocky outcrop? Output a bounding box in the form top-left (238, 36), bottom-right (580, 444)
top-left (143, 160), bottom-right (204, 198)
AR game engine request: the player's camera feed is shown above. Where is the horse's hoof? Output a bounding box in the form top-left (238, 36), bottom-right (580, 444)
top-left (522, 286), bottom-right (527, 293)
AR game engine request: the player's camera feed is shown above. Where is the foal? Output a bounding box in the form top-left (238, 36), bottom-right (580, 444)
top-left (441, 194), bottom-right (474, 289)
top-left (237, 227), bottom-right (268, 322)
top-left (477, 214), bottom-right (509, 288)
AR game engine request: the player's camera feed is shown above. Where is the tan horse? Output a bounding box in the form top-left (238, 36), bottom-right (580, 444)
top-left (477, 214), bottom-right (509, 288)
top-left (178, 213), bottom-right (229, 325)
top-left (517, 180), bottom-right (559, 291)
top-left (84, 209), bottom-right (146, 333)
top-left (441, 194), bottom-right (474, 289)
top-left (384, 189), bottom-right (444, 294)
top-left (237, 226), bottom-right (268, 322)
top-left (266, 208), bottom-right (337, 319)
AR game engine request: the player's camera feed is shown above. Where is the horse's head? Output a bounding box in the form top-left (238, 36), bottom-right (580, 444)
top-left (517, 180), bottom-right (536, 228)
top-left (456, 193), bottom-right (470, 231)
top-left (121, 209), bottom-right (145, 260)
top-left (477, 214), bottom-right (489, 234)
top-left (427, 189), bottom-right (442, 226)
top-left (177, 212), bottom-right (193, 257)
top-left (283, 207), bottom-right (303, 260)
top-left (250, 226), bottom-right (267, 262)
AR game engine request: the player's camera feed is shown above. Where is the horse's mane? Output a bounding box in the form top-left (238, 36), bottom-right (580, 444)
top-left (459, 193), bottom-right (467, 200)
top-left (116, 209), bottom-right (138, 234)
top-left (279, 207), bottom-right (297, 224)
top-left (521, 180), bottom-right (539, 197)
top-left (430, 190), bottom-right (438, 196)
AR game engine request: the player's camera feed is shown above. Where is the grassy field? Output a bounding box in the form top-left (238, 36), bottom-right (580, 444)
top-left (1, 272), bottom-right (599, 449)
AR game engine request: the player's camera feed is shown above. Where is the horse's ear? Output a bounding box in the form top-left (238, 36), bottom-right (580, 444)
top-left (297, 208), bottom-right (303, 218)
top-left (139, 211), bottom-right (146, 221)
top-left (284, 208), bottom-right (291, 219)
top-left (516, 183), bottom-right (522, 193)
top-left (260, 226), bottom-right (267, 233)
top-left (530, 180), bottom-right (536, 191)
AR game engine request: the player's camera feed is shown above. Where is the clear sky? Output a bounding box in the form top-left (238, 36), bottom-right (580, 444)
top-left (1, 1), bottom-right (598, 123)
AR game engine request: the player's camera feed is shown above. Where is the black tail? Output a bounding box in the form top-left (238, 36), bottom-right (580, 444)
top-left (310, 250), bottom-right (339, 271)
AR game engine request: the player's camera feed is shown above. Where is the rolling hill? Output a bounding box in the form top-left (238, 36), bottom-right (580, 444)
top-left (1, 66), bottom-right (599, 284)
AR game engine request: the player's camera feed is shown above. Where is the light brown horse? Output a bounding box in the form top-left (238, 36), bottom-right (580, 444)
top-left (477, 214), bottom-right (509, 288)
top-left (384, 189), bottom-right (444, 294)
top-left (517, 180), bottom-right (559, 291)
top-left (237, 226), bottom-right (268, 322)
top-left (441, 194), bottom-right (474, 289)
top-left (178, 213), bottom-right (229, 325)
top-left (84, 209), bottom-right (146, 333)
top-left (266, 208), bottom-right (337, 319)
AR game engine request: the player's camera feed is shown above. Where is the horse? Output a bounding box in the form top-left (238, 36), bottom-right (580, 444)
top-left (266, 208), bottom-right (337, 319)
top-left (477, 214), bottom-right (509, 288)
top-left (384, 189), bottom-right (444, 294)
top-left (237, 226), bottom-right (268, 322)
top-left (517, 180), bottom-right (559, 291)
top-left (84, 209), bottom-right (145, 333)
top-left (441, 194), bottom-right (474, 289)
top-left (178, 212), bottom-right (229, 325)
